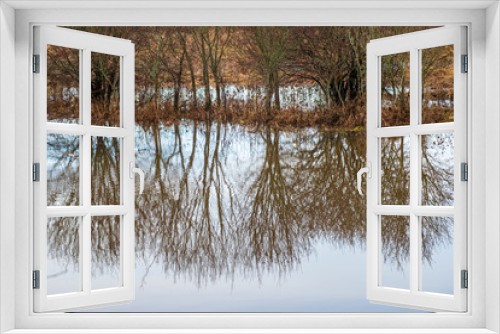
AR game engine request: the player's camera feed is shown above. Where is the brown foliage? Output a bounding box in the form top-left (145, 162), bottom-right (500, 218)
top-left (51, 26), bottom-right (451, 129)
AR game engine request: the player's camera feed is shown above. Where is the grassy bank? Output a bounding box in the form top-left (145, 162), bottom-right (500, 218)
top-left (48, 98), bottom-right (453, 131)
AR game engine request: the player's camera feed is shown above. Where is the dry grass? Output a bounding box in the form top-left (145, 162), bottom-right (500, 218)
top-left (47, 97), bottom-right (453, 130)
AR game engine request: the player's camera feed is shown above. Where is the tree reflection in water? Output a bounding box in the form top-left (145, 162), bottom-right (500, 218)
top-left (46, 120), bottom-right (454, 299)
top-left (132, 121), bottom-right (372, 287)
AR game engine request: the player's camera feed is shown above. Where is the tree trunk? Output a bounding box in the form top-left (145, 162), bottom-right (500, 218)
top-left (203, 65), bottom-right (211, 111)
top-left (173, 81), bottom-right (180, 115)
top-left (184, 46), bottom-right (198, 110)
top-left (202, 53), bottom-right (211, 111)
top-left (214, 74), bottom-right (222, 108)
top-left (173, 52), bottom-right (185, 115)
top-left (274, 66), bottom-right (281, 110)
top-left (266, 76), bottom-right (273, 115)
top-left (273, 81), bottom-right (280, 110)
top-left (154, 79), bottom-right (159, 111)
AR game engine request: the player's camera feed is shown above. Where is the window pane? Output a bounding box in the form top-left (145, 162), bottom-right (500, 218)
top-left (92, 215), bottom-right (121, 290)
top-left (421, 45), bottom-right (454, 124)
top-left (47, 45), bottom-right (80, 124)
top-left (381, 215), bottom-right (410, 290)
top-left (47, 217), bottom-right (80, 295)
top-left (91, 52), bottom-right (120, 127)
top-left (421, 133), bottom-right (454, 206)
top-left (47, 133), bottom-right (80, 206)
top-left (381, 136), bottom-right (410, 205)
top-left (381, 52), bottom-right (410, 127)
top-left (421, 216), bottom-right (454, 294)
top-left (91, 136), bottom-right (121, 205)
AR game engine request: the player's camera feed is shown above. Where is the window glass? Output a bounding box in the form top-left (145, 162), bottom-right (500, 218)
top-left (92, 215), bottom-right (121, 290)
top-left (421, 216), bottom-right (454, 295)
top-left (91, 52), bottom-right (121, 127)
top-left (381, 52), bottom-right (410, 127)
top-left (380, 215), bottom-right (410, 290)
top-left (421, 45), bottom-right (454, 124)
top-left (421, 133), bottom-right (454, 206)
top-left (47, 134), bottom-right (80, 206)
top-left (47, 217), bottom-right (81, 295)
top-left (381, 136), bottom-right (410, 206)
top-left (91, 136), bottom-right (121, 206)
top-left (47, 45), bottom-right (80, 124)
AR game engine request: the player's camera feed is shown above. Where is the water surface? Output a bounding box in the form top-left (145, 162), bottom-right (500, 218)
top-left (46, 120), bottom-right (454, 312)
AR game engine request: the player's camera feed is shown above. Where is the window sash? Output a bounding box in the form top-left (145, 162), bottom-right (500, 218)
top-left (365, 26), bottom-right (468, 312)
top-left (32, 26), bottom-right (136, 312)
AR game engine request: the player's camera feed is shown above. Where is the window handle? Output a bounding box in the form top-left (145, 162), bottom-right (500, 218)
top-left (357, 162), bottom-right (372, 196)
top-left (129, 161), bottom-right (145, 195)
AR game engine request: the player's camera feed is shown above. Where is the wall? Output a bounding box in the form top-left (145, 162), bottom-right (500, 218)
top-left (486, 2), bottom-right (500, 333)
top-left (10, 5), bottom-right (491, 332)
top-left (0, 2), bottom-right (16, 333)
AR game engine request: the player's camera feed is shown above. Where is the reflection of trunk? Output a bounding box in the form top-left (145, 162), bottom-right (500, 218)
top-left (245, 128), bottom-right (301, 271)
top-left (91, 137), bottom-right (121, 206)
top-left (46, 134), bottom-right (80, 206)
top-left (420, 134), bottom-right (455, 206)
top-left (381, 137), bottom-right (410, 206)
top-left (399, 137), bottom-right (405, 204)
top-left (91, 216), bottom-right (120, 276)
top-left (152, 125), bottom-right (168, 203)
top-left (201, 122), bottom-right (212, 224)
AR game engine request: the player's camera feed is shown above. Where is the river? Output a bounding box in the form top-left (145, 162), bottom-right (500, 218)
top-left (45, 120), bottom-right (454, 312)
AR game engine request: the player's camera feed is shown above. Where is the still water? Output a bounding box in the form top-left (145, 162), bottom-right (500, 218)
top-left (46, 120), bottom-right (454, 312)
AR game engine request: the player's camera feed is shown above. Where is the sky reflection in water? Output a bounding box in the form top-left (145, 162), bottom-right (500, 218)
top-left (46, 120), bottom-right (454, 312)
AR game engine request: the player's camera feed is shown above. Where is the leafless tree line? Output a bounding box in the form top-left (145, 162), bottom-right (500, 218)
top-left (47, 26), bottom-right (453, 127)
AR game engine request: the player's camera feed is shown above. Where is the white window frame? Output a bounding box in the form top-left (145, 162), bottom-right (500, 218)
top-left (1, 1), bottom-right (499, 333)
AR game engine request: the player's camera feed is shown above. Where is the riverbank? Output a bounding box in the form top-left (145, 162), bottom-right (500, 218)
top-left (136, 99), bottom-right (368, 131)
top-left (47, 98), bottom-right (452, 131)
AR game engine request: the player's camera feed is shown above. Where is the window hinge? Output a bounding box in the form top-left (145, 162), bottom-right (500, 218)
top-left (33, 54), bottom-right (40, 73)
top-left (461, 162), bottom-right (468, 181)
top-left (461, 270), bottom-right (468, 289)
top-left (33, 163), bottom-right (40, 182)
top-left (33, 270), bottom-right (40, 289)
top-left (461, 54), bottom-right (468, 73)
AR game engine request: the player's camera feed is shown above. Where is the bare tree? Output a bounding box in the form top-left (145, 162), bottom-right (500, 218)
top-left (191, 27), bottom-right (213, 111)
top-left (241, 27), bottom-right (290, 114)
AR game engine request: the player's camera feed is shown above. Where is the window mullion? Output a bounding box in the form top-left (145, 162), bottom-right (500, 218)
top-left (79, 47), bottom-right (84, 208)
top-left (409, 47), bottom-right (420, 294)
top-left (416, 48), bottom-right (424, 292)
top-left (81, 214), bottom-right (91, 293)
top-left (82, 48), bottom-right (91, 211)
top-left (81, 48), bottom-right (92, 294)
